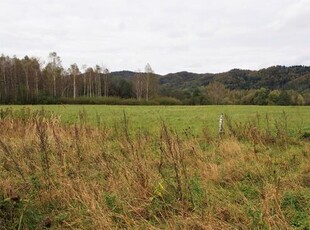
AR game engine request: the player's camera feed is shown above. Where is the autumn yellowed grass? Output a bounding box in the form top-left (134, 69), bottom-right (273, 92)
top-left (0, 108), bottom-right (309, 229)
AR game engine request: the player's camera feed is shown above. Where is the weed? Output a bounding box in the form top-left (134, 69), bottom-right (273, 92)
top-left (0, 107), bottom-right (309, 229)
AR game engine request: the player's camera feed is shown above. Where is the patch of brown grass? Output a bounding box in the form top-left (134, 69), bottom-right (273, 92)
top-left (0, 110), bottom-right (309, 229)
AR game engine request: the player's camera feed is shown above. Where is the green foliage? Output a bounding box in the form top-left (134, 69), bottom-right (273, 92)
top-left (268, 90), bottom-right (281, 105)
top-left (277, 91), bottom-right (292, 105)
top-left (59, 96), bottom-right (182, 105)
top-left (104, 193), bottom-right (122, 214)
top-left (153, 97), bottom-right (182, 105)
top-left (0, 194), bottom-right (44, 230)
top-left (188, 175), bottom-right (206, 212)
top-left (253, 88), bottom-right (269, 105)
top-left (281, 190), bottom-right (310, 228)
top-left (301, 132), bottom-right (310, 140)
top-left (109, 77), bottom-right (133, 98)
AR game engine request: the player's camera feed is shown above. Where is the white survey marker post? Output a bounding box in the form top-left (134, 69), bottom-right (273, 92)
top-left (219, 113), bottom-right (224, 134)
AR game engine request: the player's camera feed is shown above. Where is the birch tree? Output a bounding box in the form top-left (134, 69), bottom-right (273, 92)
top-left (81, 64), bottom-right (87, 97)
top-left (69, 63), bottom-right (80, 99)
top-left (103, 67), bottom-right (110, 97)
top-left (22, 56), bottom-right (30, 101)
top-left (94, 65), bottom-right (102, 97)
top-left (133, 71), bottom-right (143, 100)
top-left (0, 55), bottom-right (7, 99)
top-left (48, 52), bottom-right (62, 97)
top-left (144, 63), bottom-right (154, 101)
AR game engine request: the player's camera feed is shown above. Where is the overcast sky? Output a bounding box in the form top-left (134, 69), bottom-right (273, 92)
top-left (1, 0), bottom-right (310, 74)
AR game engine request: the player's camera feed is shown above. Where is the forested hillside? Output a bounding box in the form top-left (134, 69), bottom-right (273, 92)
top-left (1, 53), bottom-right (309, 105)
top-left (158, 66), bottom-right (310, 105)
top-left (159, 66), bottom-right (310, 91)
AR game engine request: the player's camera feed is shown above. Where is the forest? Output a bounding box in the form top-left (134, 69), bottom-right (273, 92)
top-left (1, 52), bottom-right (309, 105)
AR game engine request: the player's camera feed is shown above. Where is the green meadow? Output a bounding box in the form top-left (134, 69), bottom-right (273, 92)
top-left (0, 105), bottom-right (309, 135)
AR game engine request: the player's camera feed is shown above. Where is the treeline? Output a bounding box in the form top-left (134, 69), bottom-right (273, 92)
top-left (162, 82), bottom-right (309, 105)
top-left (1, 52), bottom-right (309, 105)
top-left (0, 53), bottom-right (158, 104)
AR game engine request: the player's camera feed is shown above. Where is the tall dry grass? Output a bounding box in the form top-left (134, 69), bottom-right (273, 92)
top-left (0, 108), bottom-right (309, 229)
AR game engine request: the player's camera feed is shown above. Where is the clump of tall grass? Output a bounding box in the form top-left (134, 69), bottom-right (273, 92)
top-left (224, 111), bottom-right (303, 151)
top-left (0, 108), bottom-right (309, 229)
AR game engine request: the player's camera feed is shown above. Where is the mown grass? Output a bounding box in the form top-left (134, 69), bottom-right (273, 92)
top-left (0, 107), bottom-right (309, 229)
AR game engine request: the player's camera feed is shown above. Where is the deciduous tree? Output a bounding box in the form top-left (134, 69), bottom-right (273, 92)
top-left (47, 52), bottom-right (62, 97)
top-left (69, 63), bottom-right (80, 99)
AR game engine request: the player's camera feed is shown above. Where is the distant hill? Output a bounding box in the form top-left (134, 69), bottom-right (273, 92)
top-left (110, 70), bottom-right (136, 78)
top-left (111, 65), bottom-right (310, 92)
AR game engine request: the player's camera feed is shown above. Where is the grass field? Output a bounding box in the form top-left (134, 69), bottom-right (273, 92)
top-left (1, 105), bottom-right (309, 135)
top-left (0, 105), bottom-right (309, 229)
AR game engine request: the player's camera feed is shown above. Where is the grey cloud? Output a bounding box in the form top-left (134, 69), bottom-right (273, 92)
top-left (1, 0), bottom-right (309, 74)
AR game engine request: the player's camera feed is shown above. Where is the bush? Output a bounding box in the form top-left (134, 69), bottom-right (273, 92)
top-left (153, 97), bottom-right (182, 105)
top-left (58, 96), bottom-right (182, 105)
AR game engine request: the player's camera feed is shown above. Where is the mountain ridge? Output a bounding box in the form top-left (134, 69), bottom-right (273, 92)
top-left (110, 65), bottom-right (310, 92)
